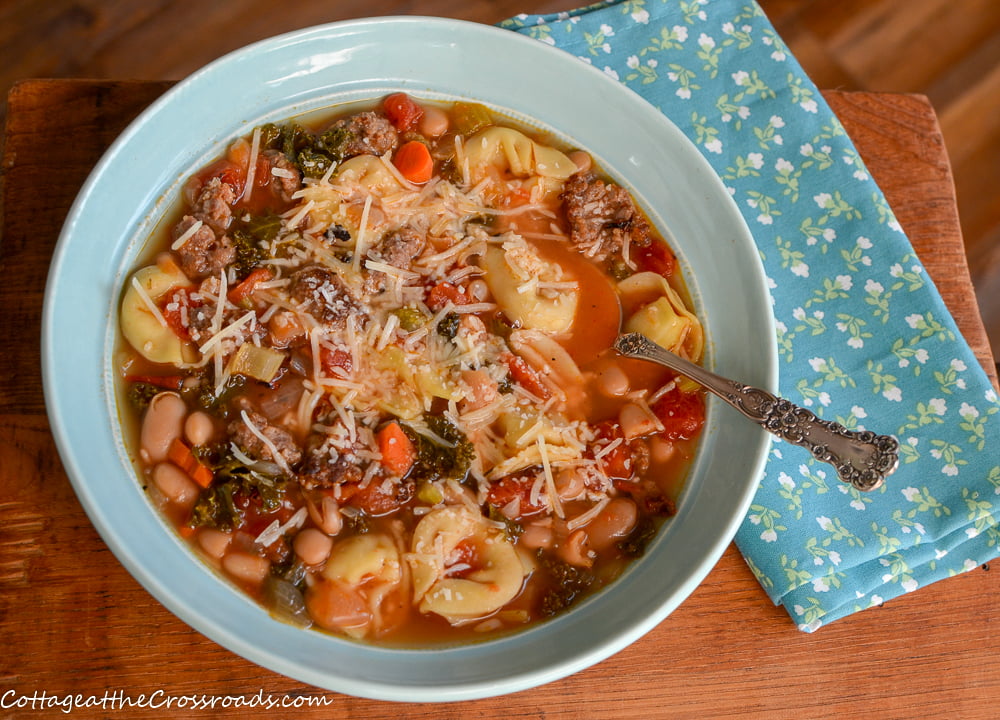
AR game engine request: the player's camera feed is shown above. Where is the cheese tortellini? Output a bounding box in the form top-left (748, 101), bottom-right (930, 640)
top-left (333, 155), bottom-right (404, 194)
top-left (621, 271), bottom-right (704, 362)
top-left (481, 245), bottom-right (578, 335)
top-left (464, 127), bottom-right (578, 183)
top-left (407, 506), bottom-right (526, 625)
top-left (120, 264), bottom-right (199, 365)
top-left (315, 533), bottom-right (408, 638)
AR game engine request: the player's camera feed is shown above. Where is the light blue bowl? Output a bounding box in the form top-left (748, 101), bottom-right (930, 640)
top-left (42, 17), bottom-right (775, 701)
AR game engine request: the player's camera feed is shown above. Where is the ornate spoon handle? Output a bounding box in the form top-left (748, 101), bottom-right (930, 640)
top-left (614, 333), bottom-right (899, 491)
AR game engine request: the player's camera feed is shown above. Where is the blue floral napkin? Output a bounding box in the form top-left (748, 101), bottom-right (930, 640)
top-left (502, 0), bottom-right (1000, 631)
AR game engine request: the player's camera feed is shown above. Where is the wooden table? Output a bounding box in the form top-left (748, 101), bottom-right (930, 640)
top-left (1, 80), bottom-right (997, 719)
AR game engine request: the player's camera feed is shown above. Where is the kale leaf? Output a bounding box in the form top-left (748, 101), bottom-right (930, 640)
top-left (536, 552), bottom-right (595, 617)
top-left (616, 516), bottom-right (659, 558)
top-left (228, 213), bottom-right (282, 279)
top-left (186, 447), bottom-right (285, 532)
top-left (127, 382), bottom-right (161, 412)
top-left (403, 414), bottom-right (475, 485)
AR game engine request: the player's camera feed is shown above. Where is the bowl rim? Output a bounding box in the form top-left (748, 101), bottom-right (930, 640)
top-left (42, 15), bottom-right (776, 702)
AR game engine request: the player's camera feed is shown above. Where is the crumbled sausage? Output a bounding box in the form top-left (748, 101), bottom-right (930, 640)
top-left (560, 172), bottom-right (651, 261)
top-left (228, 410), bottom-right (302, 468)
top-left (629, 438), bottom-right (650, 477)
top-left (191, 177), bottom-right (237, 233)
top-left (289, 265), bottom-right (357, 326)
top-left (364, 227), bottom-right (426, 294)
top-left (297, 434), bottom-right (364, 490)
top-left (185, 304), bottom-right (215, 343)
top-left (172, 215), bottom-right (236, 280)
top-left (331, 112), bottom-right (399, 158)
top-left (263, 149), bottom-right (301, 203)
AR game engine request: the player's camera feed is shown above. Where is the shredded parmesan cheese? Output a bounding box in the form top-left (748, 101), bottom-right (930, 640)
top-left (198, 310), bottom-right (256, 355)
top-left (566, 497), bottom-right (611, 532)
top-left (353, 194), bottom-right (374, 273)
top-left (242, 126), bottom-right (262, 203)
top-left (537, 436), bottom-right (564, 519)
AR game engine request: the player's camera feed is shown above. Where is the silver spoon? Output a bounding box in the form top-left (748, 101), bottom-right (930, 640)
top-left (614, 332), bottom-right (899, 491)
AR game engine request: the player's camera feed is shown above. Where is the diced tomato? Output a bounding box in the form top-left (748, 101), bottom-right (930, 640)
top-left (425, 281), bottom-right (470, 312)
top-left (486, 474), bottom-right (547, 517)
top-left (238, 493), bottom-right (296, 538)
top-left (591, 421), bottom-right (634, 481)
top-left (345, 480), bottom-right (412, 516)
top-left (254, 153), bottom-right (272, 188)
top-left (157, 287), bottom-right (200, 341)
top-left (633, 240), bottom-right (676, 278)
top-left (506, 354), bottom-right (551, 400)
top-left (651, 387), bottom-right (705, 441)
top-left (198, 158), bottom-right (245, 195)
top-left (445, 540), bottom-right (478, 578)
top-left (383, 92), bottom-right (424, 132)
top-left (319, 347), bottom-right (353, 376)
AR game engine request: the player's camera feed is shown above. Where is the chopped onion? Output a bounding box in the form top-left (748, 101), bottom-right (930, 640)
top-left (263, 577), bottom-right (312, 628)
top-left (226, 343), bottom-right (286, 383)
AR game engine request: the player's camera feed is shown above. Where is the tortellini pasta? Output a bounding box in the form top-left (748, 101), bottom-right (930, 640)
top-left (408, 506), bottom-right (526, 625)
top-left (120, 264), bottom-right (199, 365)
top-left (620, 271), bottom-right (704, 362)
top-left (481, 246), bottom-right (578, 334)
top-left (464, 127), bottom-right (577, 182)
top-left (333, 155), bottom-right (404, 194)
top-left (298, 155), bottom-right (403, 231)
top-left (319, 533), bottom-right (407, 638)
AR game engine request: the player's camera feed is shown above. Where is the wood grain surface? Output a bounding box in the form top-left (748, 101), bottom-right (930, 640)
top-left (0, 80), bottom-right (996, 719)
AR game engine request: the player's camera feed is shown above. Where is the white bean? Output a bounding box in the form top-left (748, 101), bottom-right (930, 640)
top-left (152, 462), bottom-right (199, 508)
top-left (619, 402), bottom-right (658, 441)
top-left (140, 392), bottom-right (187, 464)
top-left (306, 495), bottom-right (343, 537)
top-left (184, 410), bottom-right (215, 446)
top-left (585, 498), bottom-right (638, 551)
top-left (568, 150), bottom-right (592, 173)
top-left (198, 528), bottom-right (232, 559)
top-left (418, 105), bottom-right (449, 138)
top-left (467, 278), bottom-right (490, 302)
top-left (222, 551), bottom-right (270, 585)
top-left (650, 436), bottom-right (676, 465)
top-left (595, 362), bottom-right (630, 397)
top-left (519, 523), bottom-right (554, 550)
top-left (294, 528), bottom-right (334, 565)
top-left (460, 368), bottom-right (498, 411)
top-left (557, 529), bottom-right (594, 568)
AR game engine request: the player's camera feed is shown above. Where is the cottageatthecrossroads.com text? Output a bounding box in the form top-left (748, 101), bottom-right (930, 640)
top-left (1, 689), bottom-right (335, 713)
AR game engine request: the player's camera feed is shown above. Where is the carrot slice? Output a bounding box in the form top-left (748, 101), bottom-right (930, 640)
top-left (377, 421), bottom-right (417, 477)
top-left (168, 437), bottom-right (198, 474)
top-left (190, 463), bottom-right (214, 489)
top-left (393, 141), bottom-right (434, 184)
top-left (167, 437), bottom-right (214, 488)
